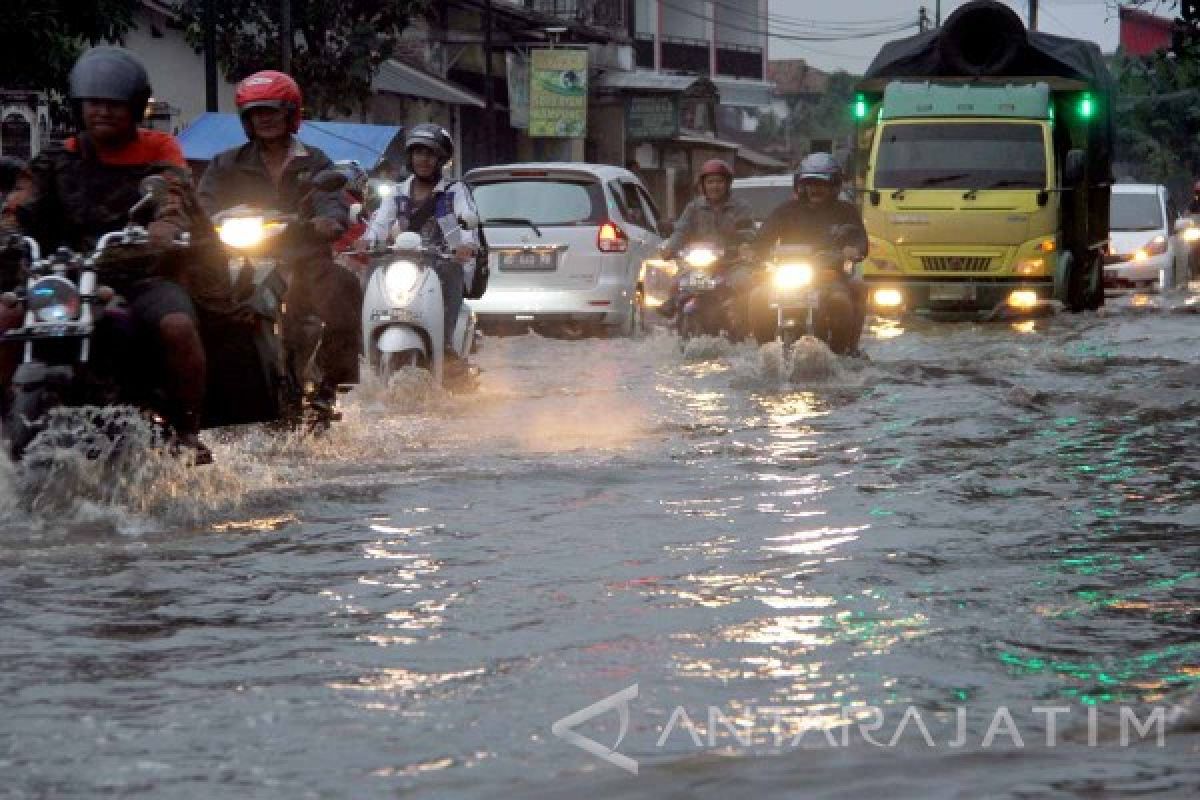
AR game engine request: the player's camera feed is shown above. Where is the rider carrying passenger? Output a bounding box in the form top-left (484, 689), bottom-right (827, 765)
top-left (3, 46), bottom-right (214, 459)
top-left (659, 158), bottom-right (755, 317)
top-left (361, 124), bottom-right (479, 381)
top-left (197, 70), bottom-right (362, 412)
top-left (752, 152), bottom-right (869, 353)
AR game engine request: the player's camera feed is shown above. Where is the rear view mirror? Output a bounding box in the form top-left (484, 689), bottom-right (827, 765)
top-left (312, 169), bottom-right (348, 193)
top-left (1062, 149), bottom-right (1086, 186)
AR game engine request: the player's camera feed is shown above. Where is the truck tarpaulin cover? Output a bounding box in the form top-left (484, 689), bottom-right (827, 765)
top-left (861, 0), bottom-right (1114, 158)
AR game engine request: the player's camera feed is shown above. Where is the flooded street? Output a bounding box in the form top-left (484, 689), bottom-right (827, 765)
top-left (1, 293), bottom-right (1198, 799)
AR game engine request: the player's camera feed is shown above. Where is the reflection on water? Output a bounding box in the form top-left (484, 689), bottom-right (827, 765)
top-left (1, 306), bottom-right (1199, 797)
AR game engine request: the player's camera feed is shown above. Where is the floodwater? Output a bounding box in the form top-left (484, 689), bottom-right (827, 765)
top-left (1, 291), bottom-right (1198, 799)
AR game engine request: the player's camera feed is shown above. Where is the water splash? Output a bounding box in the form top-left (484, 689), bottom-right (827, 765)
top-left (0, 406), bottom-right (254, 532)
top-left (682, 334), bottom-right (738, 362)
top-left (752, 337), bottom-right (841, 385)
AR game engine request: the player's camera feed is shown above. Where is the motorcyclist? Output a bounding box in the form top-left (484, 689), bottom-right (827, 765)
top-left (751, 152), bottom-right (868, 353)
top-left (658, 159), bottom-right (754, 317)
top-left (332, 160), bottom-right (371, 284)
top-left (197, 70), bottom-right (362, 413)
top-left (361, 123), bottom-right (479, 382)
top-left (2, 46), bottom-right (217, 461)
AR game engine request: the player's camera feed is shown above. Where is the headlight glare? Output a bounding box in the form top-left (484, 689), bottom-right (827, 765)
top-left (218, 216), bottom-right (266, 249)
top-left (384, 259), bottom-right (422, 305)
top-left (773, 262), bottom-right (814, 290)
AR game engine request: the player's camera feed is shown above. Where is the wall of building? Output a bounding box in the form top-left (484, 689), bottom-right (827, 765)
top-left (661, 1), bottom-right (707, 41)
top-left (123, 7), bottom-right (237, 132)
top-left (714, 0), bottom-right (765, 49)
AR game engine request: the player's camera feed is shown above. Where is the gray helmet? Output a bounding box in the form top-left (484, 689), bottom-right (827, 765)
top-left (68, 47), bottom-right (153, 122)
top-left (795, 152), bottom-right (842, 187)
top-left (405, 123), bottom-right (454, 166)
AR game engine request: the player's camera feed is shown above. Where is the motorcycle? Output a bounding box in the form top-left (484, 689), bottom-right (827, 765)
top-left (360, 231), bottom-right (478, 388)
top-left (763, 229), bottom-right (861, 356)
top-left (210, 169), bottom-right (349, 427)
top-left (674, 242), bottom-right (745, 345)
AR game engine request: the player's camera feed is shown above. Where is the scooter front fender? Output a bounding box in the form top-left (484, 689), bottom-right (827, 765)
top-left (376, 326), bottom-right (429, 357)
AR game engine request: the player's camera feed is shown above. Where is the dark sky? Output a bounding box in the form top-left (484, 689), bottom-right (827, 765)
top-left (767, 0), bottom-right (1125, 73)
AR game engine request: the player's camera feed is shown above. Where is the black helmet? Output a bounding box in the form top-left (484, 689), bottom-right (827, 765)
top-left (405, 123), bottom-right (454, 169)
top-left (68, 47), bottom-right (153, 122)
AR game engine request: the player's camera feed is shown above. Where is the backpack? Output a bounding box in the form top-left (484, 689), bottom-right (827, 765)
top-left (406, 182), bottom-right (489, 300)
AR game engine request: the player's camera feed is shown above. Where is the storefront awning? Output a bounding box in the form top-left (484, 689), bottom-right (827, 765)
top-left (711, 77), bottom-right (775, 109)
top-left (595, 70), bottom-right (717, 95)
top-left (372, 60), bottom-right (486, 108)
top-left (178, 113), bottom-right (403, 168)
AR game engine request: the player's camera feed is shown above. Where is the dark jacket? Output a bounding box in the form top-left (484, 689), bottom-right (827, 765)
top-left (196, 138), bottom-right (347, 265)
top-left (753, 197), bottom-right (867, 262)
top-left (663, 194), bottom-right (755, 257)
top-left (18, 136), bottom-right (177, 253)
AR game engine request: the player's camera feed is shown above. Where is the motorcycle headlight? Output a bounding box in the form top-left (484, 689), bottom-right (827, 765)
top-left (27, 276), bottom-right (82, 323)
top-left (1184, 227), bottom-right (1200, 243)
top-left (218, 216), bottom-right (266, 249)
top-left (773, 262), bottom-right (814, 290)
top-left (384, 259), bottom-right (422, 305)
top-left (683, 246), bottom-right (718, 269)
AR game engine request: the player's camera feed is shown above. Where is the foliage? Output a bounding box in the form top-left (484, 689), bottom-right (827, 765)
top-left (0, 1), bottom-right (138, 95)
top-left (174, 0), bottom-right (430, 119)
top-left (785, 71), bottom-right (859, 157)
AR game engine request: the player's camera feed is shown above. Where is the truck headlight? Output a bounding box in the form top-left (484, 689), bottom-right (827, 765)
top-left (28, 276), bottom-right (82, 322)
top-left (384, 259), bottom-right (422, 305)
top-left (218, 216), bottom-right (266, 249)
top-left (772, 262), bottom-right (814, 290)
top-left (872, 288), bottom-right (904, 308)
top-left (1134, 235), bottom-right (1168, 260)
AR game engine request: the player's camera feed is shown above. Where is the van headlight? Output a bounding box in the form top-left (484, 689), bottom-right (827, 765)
top-left (217, 216), bottom-right (266, 249)
top-left (384, 259), bottom-right (422, 305)
top-left (772, 262), bottom-right (814, 290)
top-left (27, 276), bottom-right (82, 322)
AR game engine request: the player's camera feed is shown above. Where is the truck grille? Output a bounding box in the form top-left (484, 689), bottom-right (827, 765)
top-left (920, 256), bottom-right (994, 273)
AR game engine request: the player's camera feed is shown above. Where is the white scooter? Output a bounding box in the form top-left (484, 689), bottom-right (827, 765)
top-left (361, 231), bottom-right (477, 385)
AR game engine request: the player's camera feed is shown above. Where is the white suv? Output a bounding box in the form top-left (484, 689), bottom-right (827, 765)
top-left (464, 163), bottom-right (664, 336)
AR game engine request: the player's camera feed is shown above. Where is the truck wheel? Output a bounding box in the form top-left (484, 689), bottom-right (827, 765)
top-left (1085, 255), bottom-right (1105, 311)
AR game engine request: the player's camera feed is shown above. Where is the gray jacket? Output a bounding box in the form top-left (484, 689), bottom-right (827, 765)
top-left (663, 195), bottom-right (755, 257)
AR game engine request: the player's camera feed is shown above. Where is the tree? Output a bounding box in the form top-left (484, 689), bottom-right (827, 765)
top-left (174, 0), bottom-right (430, 120)
top-left (0, 1), bottom-right (138, 94)
top-left (787, 70), bottom-right (859, 158)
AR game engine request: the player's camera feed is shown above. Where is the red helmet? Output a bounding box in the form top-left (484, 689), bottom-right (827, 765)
top-left (699, 158), bottom-right (733, 182)
top-left (235, 70), bottom-right (303, 136)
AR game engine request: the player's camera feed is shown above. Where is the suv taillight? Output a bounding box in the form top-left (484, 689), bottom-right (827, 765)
top-left (598, 221), bottom-right (628, 253)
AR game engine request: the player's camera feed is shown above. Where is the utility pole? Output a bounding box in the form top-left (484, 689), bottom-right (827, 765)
top-left (936, 0), bottom-right (942, 27)
top-left (281, 0), bottom-right (292, 73)
top-left (204, 0), bottom-right (217, 112)
top-left (484, 0), bottom-right (496, 165)
top-left (1029, 0), bottom-right (1038, 31)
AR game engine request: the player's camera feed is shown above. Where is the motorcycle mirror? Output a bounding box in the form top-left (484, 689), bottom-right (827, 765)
top-left (139, 174), bottom-right (169, 200)
top-left (312, 169), bottom-right (348, 193)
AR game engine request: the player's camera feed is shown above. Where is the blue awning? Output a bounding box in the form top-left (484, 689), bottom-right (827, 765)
top-left (178, 113), bottom-right (404, 169)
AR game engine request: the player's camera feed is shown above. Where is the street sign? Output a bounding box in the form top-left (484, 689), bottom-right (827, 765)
top-left (625, 95), bottom-right (680, 141)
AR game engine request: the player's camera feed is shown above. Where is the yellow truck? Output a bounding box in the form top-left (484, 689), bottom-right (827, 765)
top-left (853, 0), bottom-right (1114, 316)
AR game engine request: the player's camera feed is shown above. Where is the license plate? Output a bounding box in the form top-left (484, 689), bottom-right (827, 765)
top-left (498, 249), bottom-right (558, 271)
top-left (770, 288), bottom-right (817, 307)
top-left (682, 274), bottom-right (717, 291)
top-left (930, 285), bottom-right (973, 304)
top-left (371, 308), bottom-right (420, 324)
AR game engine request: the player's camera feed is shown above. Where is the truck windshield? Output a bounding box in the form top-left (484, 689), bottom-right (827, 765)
top-left (874, 122), bottom-right (1046, 190)
top-left (1109, 192), bottom-right (1164, 232)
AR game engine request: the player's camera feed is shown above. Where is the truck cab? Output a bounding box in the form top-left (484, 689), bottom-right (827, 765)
top-left (855, 0), bottom-right (1113, 317)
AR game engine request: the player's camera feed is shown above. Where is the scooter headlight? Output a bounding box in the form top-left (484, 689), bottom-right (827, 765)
top-left (384, 259), bottom-right (422, 305)
top-left (27, 276), bottom-right (82, 323)
top-left (217, 216), bottom-right (266, 249)
top-left (683, 246), bottom-right (718, 269)
top-left (772, 262), bottom-right (814, 290)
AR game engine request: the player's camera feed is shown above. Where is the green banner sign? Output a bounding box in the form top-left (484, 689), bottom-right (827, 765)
top-left (625, 95), bottom-right (679, 141)
top-left (530, 48), bottom-right (588, 138)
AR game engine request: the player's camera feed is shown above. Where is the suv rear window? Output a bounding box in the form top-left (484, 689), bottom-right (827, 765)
top-left (469, 178), bottom-right (604, 226)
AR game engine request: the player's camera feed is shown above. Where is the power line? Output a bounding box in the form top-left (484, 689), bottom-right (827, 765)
top-left (658, 0), bottom-right (918, 42)
top-left (703, 0), bottom-right (913, 34)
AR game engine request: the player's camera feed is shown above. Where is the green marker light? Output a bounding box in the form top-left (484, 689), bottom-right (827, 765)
top-left (1079, 93), bottom-right (1094, 119)
top-left (854, 94), bottom-right (868, 120)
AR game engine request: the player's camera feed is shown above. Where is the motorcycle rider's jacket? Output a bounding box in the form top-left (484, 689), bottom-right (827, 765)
top-left (753, 197), bottom-right (867, 264)
top-left (662, 195), bottom-right (754, 258)
top-left (196, 136), bottom-right (348, 264)
top-left (13, 131), bottom-right (188, 254)
top-left (362, 176), bottom-right (478, 251)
